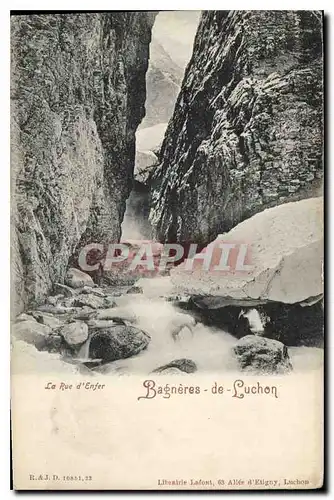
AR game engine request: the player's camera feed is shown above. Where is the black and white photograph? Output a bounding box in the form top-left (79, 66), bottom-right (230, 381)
top-left (11, 10), bottom-right (323, 376)
top-left (9, 9), bottom-right (325, 491)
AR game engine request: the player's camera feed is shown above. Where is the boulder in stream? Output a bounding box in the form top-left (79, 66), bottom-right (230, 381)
top-left (95, 307), bottom-right (137, 323)
top-left (126, 285), bottom-right (144, 294)
top-left (152, 358), bottom-right (197, 374)
top-left (73, 294), bottom-right (109, 310)
top-left (60, 321), bottom-right (89, 346)
top-left (89, 325), bottom-right (151, 363)
top-left (87, 319), bottom-right (127, 329)
top-left (43, 333), bottom-right (63, 353)
top-left (233, 335), bottom-right (292, 374)
top-left (30, 311), bottom-right (64, 329)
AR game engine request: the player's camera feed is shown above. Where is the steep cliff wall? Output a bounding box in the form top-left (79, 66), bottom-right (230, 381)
top-left (11, 12), bottom-right (155, 312)
top-left (150, 11), bottom-right (323, 244)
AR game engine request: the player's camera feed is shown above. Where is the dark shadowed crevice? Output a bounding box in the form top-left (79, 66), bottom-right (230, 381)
top-left (121, 11), bottom-right (201, 242)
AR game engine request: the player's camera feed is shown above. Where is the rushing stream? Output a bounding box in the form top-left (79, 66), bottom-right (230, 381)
top-left (76, 280), bottom-right (323, 376)
top-left (13, 281), bottom-right (324, 376)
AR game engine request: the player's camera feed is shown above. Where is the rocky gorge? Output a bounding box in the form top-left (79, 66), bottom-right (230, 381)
top-left (11, 11), bottom-right (324, 377)
top-left (11, 12), bottom-right (155, 313)
top-left (12, 258), bottom-right (322, 376)
top-left (150, 11), bottom-right (323, 244)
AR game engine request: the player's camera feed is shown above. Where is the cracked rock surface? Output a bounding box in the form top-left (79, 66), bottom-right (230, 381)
top-left (150, 11), bottom-right (323, 245)
top-left (11, 12), bottom-right (155, 313)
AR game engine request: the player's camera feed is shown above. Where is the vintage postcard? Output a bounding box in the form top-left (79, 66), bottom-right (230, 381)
top-left (10, 10), bottom-right (324, 490)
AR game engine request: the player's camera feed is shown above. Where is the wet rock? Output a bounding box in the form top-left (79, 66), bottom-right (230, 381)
top-left (87, 319), bottom-right (127, 329)
top-left (60, 322), bottom-right (89, 346)
top-left (65, 268), bottom-right (95, 289)
top-left (155, 367), bottom-right (186, 375)
top-left (30, 311), bottom-right (63, 329)
top-left (15, 313), bottom-right (36, 323)
top-left (37, 304), bottom-right (77, 315)
top-left (103, 285), bottom-right (135, 297)
top-left (126, 286), bottom-right (143, 294)
top-left (165, 295), bottom-right (190, 304)
top-left (233, 335), bottom-right (292, 374)
top-left (43, 333), bottom-right (63, 353)
top-left (82, 359), bottom-right (103, 369)
top-left (103, 296), bottom-right (117, 308)
top-left (46, 295), bottom-right (64, 307)
top-left (102, 269), bottom-right (144, 288)
top-left (81, 286), bottom-right (106, 297)
top-left (89, 326), bottom-right (151, 363)
top-left (73, 294), bottom-right (108, 309)
top-left (261, 301), bottom-right (324, 348)
top-left (53, 283), bottom-right (75, 298)
top-left (72, 309), bottom-right (96, 321)
top-left (61, 297), bottom-right (77, 308)
top-left (153, 359), bottom-right (197, 374)
top-left (95, 307), bottom-right (137, 323)
top-left (13, 320), bottom-right (51, 350)
top-left (196, 300), bottom-right (323, 347)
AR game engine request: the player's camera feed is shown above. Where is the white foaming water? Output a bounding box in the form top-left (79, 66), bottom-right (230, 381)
top-left (94, 293), bottom-right (323, 376)
top-left (288, 346), bottom-right (324, 373)
top-left (13, 277), bottom-right (323, 375)
top-left (121, 190), bottom-right (152, 241)
top-left (99, 294), bottom-right (239, 374)
top-left (239, 308), bottom-right (265, 335)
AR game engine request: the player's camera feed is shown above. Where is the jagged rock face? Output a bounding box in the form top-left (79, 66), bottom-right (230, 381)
top-left (150, 11), bottom-right (323, 244)
top-left (11, 12), bottom-right (155, 312)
